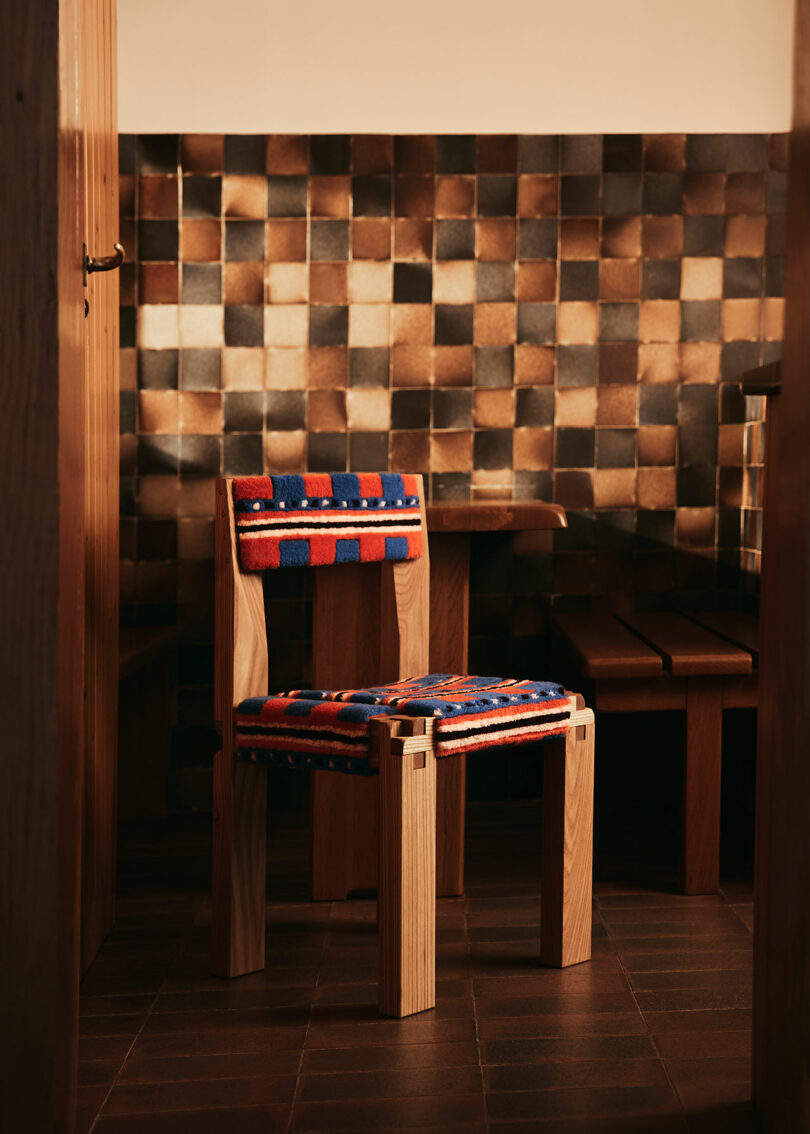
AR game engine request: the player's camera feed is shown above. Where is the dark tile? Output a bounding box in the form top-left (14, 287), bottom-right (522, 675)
top-left (266, 391), bottom-right (306, 431)
top-left (602, 134), bottom-right (644, 171)
top-left (349, 431), bottom-right (388, 471)
top-left (686, 135), bottom-right (728, 172)
top-left (519, 136), bottom-right (559, 173)
top-left (433, 389), bottom-right (473, 429)
top-left (721, 342), bottom-right (762, 382)
top-left (391, 389), bottom-right (431, 429)
top-left (603, 173), bottom-right (643, 216)
top-left (394, 176), bottom-right (435, 218)
top-left (139, 350), bottom-right (178, 390)
top-left (514, 470), bottom-right (553, 499)
top-left (137, 135), bottom-right (179, 175)
top-left (679, 427), bottom-right (718, 466)
top-left (137, 519), bottom-right (177, 559)
top-left (681, 300), bottom-right (722, 342)
top-left (560, 261), bottom-right (599, 301)
top-left (517, 303), bottom-right (556, 344)
top-left (643, 173), bottom-right (684, 215)
top-left (435, 305), bottom-right (474, 345)
top-left (640, 385), bottom-right (678, 425)
top-left (558, 345), bottom-right (598, 387)
top-left (599, 343), bottom-right (638, 384)
top-left (309, 306), bottom-right (348, 347)
top-left (764, 256), bottom-right (784, 296)
top-left (600, 303), bottom-right (639, 342)
top-left (436, 219), bottom-right (475, 260)
top-left (766, 171), bottom-right (788, 214)
top-left (352, 176), bottom-right (392, 217)
top-left (224, 220), bottom-right (265, 261)
top-left (555, 428), bottom-right (595, 467)
top-left (643, 259), bottom-right (682, 300)
top-left (474, 429), bottom-right (513, 469)
top-left (561, 135), bottom-right (603, 172)
top-left (308, 432), bottom-right (347, 472)
top-left (180, 435), bottom-right (220, 476)
top-left (597, 428), bottom-right (636, 468)
top-left (120, 391), bottom-right (136, 433)
top-left (474, 346), bottom-right (514, 388)
top-left (478, 135), bottom-right (518, 173)
top-left (478, 176), bottom-right (518, 217)
top-left (308, 135), bottom-right (351, 175)
top-left (723, 259), bottom-right (763, 298)
top-left (181, 349), bottom-right (221, 391)
top-left (516, 387), bottom-right (554, 426)
top-left (223, 434), bottom-right (263, 476)
top-left (224, 306), bottom-right (263, 348)
top-left (431, 472), bottom-right (471, 501)
top-left (138, 220), bottom-right (178, 261)
top-left (119, 134), bottom-right (136, 175)
top-left (436, 136), bottom-right (477, 174)
top-left (477, 263), bottom-right (515, 303)
top-left (518, 219), bottom-right (558, 260)
top-left (310, 220), bottom-right (349, 261)
top-left (393, 263), bottom-right (432, 303)
top-left (560, 175), bottom-right (601, 215)
top-left (394, 135), bottom-right (436, 173)
top-left (349, 347), bottom-right (390, 388)
top-left (224, 392), bottom-right (264, 432)
top-left (679, 384), bottom-right (718, 427)
top-left (182, 177), bottom-right (221, 218)
top-left (267, 176), bottom-right (307, 218)
top-left (677, 467), bottom-right (717, 507)
top-left (224, 135), bottom-right (266, 174)
top-left (766, 214), bottom-right (786, 255)
top-left (636, 509), bottom-right (676, 546)
top-left (182, 264), bottom-right (221, 305)
top-left (727, 134), bottom-right (769, 172)
top-left (684, 216), bottom-right (726, 256)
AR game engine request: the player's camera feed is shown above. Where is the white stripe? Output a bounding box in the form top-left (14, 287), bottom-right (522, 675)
top-left (239, 525), bottom-right (419, 541)
top-left (437, 704), bottom-right (568, 734)
top-left (436, 720), bottom-right (566, 752)
top-left (238, 509), bottom-right (421, 528)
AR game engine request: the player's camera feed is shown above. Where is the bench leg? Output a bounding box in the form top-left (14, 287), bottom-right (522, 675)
top-left (681, 678), bottom-right (723, 894)
top-left (540, 714), bottom-right (594, 968)
top-left (212, 752), bottom-right (267, 977)
top-left (373, 719), bottom-right (436, 1018)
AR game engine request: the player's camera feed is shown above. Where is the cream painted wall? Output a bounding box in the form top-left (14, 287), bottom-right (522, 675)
top-left (118, 0), bottom-right (793, 134)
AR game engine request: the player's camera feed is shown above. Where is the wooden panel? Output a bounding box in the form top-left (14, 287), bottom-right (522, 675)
top-left (0, 0), bottom-right (86, 1128)
top-left (620, 612), bottom-right (752, 676)
top-left (554, 613), bottom-right (664, 679)
top-left (427, 501), bottom-right (566, 532)
top-left (594, 677), bottom-right (687, 714)
top-left (753, 2), bottom-right (810, 1125)
top-left (681, 679), bottom-right (723, 895)
top-left (688, 611), bottom-right (760, 665)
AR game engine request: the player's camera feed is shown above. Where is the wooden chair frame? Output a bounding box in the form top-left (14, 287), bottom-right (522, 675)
top-left (213, 475), bottom-right (595, 1016)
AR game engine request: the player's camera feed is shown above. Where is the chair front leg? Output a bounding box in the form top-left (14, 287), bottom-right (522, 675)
top-left (540, 707), bottom-right (595, 968)
top-left (212, 722), bottom-right (267, 978)
top-left (371, 716), bottom-right (437, 1018)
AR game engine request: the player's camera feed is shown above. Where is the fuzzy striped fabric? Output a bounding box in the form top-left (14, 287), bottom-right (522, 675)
top-left (236, 675), bottom-right (571, 773)
top-left (232, 473), bottom-right (423, 571)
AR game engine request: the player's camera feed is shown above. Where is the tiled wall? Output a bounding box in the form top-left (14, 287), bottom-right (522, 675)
top-left (117, 133), bottom-right (784, 805)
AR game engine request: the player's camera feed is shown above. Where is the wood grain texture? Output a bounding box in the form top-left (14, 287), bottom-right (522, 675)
top-left (687, 611), bottom-right (760, 665)
top-left (753, 3), bottom-right (810, 1124)
top-left (619, 613), bottom-right (752, 676)
top-left (540, 703), bottom-right (595, 968)
top-left (373, 716), bottom-right (437, 1018)
top-left (212, 480), bottom-right (269, 977)
top-left (426, 502), bottom-right (567, 532)
top-left (554, 613), bottom-right (664, 679)
top-left (80, 0), bottom-right (120, 974)
top-left (681, 679), bottom-right (724, 895)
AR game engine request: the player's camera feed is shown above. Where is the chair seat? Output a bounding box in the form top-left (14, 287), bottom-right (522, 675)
top-left (236, 674), bottom-right (571, 774)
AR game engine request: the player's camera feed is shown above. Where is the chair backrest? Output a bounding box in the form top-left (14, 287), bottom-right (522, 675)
top-left (215, 474), bottom-right (430, 724)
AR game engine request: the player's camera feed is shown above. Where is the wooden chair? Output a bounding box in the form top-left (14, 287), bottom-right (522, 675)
top-left (214, 472), bottom-right (595, 1017)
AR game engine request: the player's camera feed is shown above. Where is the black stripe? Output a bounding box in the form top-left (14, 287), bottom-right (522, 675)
top-left (438, 711), bottom-right (569, 744)
top-left (237, 723), bottom-right (369, 748)
top-left (237, 517), bottom-right (421, 534)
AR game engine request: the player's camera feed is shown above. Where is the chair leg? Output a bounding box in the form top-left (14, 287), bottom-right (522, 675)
top-left (372, 717), bottom-right (436, 1018)
top-left (540, 711), bottom-right (595, 968)
top-left (212, 746), bottom-right (267, 978)
top-left (681, 678), bottom-right (723, 895)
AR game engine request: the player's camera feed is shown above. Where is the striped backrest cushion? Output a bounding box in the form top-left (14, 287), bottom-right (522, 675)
top-left (232, 473), bottom-right (423, 571)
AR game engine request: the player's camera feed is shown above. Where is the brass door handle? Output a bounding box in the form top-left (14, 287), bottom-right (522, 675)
top-left (83, 242), bottom-right (125, 284)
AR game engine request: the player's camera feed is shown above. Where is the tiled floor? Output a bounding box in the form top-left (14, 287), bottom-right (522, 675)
top-left (78, 795), bottom-right (755, 1134)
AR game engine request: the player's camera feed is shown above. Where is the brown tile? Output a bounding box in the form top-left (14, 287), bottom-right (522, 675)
top-left (721, 466), bottom-right (744, 508)
top-left (103, 1076), bottom-right (295, 1115)
top-left (653, 1030), bottom-right (751, 1061)
top-left (308, 347), bottom-right (348, 389)
top-left (224, 262), bottom-right (263, 305)
top-left (642, 216), bottom-right (683, 258)
top-left (675, 507), bottom-right (717, 549)
top-left (222, 347), bottom-right (264, 390)
top-left (139, 176), bottom-right (179, 218)
top-left (516, 262), bottom-right (557, 302)
top-left (683, 174), bottom-right (726, 215)
top-left (394, 176), bottom-right (435, 218)
top-left (291, 1093), bottom-right (485, 1131)
top-left (348, 262), bottom-right (392, 304)
top-left (724, 215), bottom-right (766, 257)
top-left (477, 219), bottom-right (517, 261)
top-left (352, 135), bottom-right (394, 174)
top-left (222, 176), bottom-right (266, 219)
top-left (769, 132), bottom-right (790, 170)
top-left (266, 134), bottom-right (309, 174)
top-left (601, 217), bottom-right (642, 258)
top-left (139, 263), bottom-right (178, 304)
top-left (434, 262), bottom-right (476, 305)
top-left (434, 346), bottom-right (474, 387)
top-left (264, 430), bottom-right (306, 473)
top-left (395, 134), bottom-right (436, 173)
top-left (514, 345), bottom-right (554, 385)
top-left (181, 392), bottom-right (221, 434)
top-left (557, 302), bottom-right (598, 345)
top-left (474, 389), bottom-right (514, 428)
top-left (181, 134), bottom-right (224, 174)
top-left (680, 257), bottom-right (723, 300)
top-left (722, 299), bottom-right (761, 341)
top-left (639, 301), bottom-right (681, 344)
top-left (637, 467), bottom-right (676, 509)
top-left (392, 345), bottom-right (434, 386)
top-left (637, 425), bottom-right (677, 466)
top-left (119, 175), bottom-right (135, 219)
top-left (474, 304), bottom-right (516, 346)
top-left (561, 219), bottom-right (600, 259)
top-left (180, 219), bottom-right (221, 262)
top-left (265, 263), bottom-right (308, 305)
top-left (555, 387), bottom-right (596, 428)
top-left (435, 176), bottom-right (476, 218)
top-left (352, 218), bottom-right (391, 260)
top-left (391, 430), bottom-right (430, 473)
top-left (392, 305), bottom-right (433, 345)
top-left (394, 218), bottom-right (433, 260)
top-left (680, 342), bottom-right (721, 384)
top-left (266, 348), bottom-right (308, 390)
top-left (518, 175), bottom-right (558, 217)
top-left (644, 134), bottom-right (686, 172)
top-left (308, 389), bottom-right (346, 432)
top-left (554, 470), bottom-right (594, 509)
top-left (311, 176), bottom-right (351, 218)
top-left (264, 305), bottom-right (308, 348)
top-left (514, 428), bottom-right (552, 470)
top-left (138, 391), bottom-right (179, 434)
top-left (637, 344), bottom-right (679, 384)
top-left (431, 431), bottom-right (473, 472)
top-left (600, 259), bottom-right (641, 301)
top-left (597, 386), bottom-right (637, 427)
top-left (309, 263), bottom-right (348, 305)
top-left (266, 219), bottom-right (306, 262)
top-left (349, 304), bottom-right (390, 348)
top-left (726, 172), bottom-right (767, 214)
top-left (762, 297), bottom-right (784, 340)
top-left (477, 135), bottom-right (517, 172)
top-left (594, 468), bottom-right (636, 508)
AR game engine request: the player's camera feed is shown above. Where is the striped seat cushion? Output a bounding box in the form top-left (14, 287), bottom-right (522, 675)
top-left (236, 675), bottom-right (571, 773)
top-left (232, 473), bottom-right (423, 571)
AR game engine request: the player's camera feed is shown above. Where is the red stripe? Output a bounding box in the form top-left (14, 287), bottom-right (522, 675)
top-left (356, 473), bottom-right (383, 497)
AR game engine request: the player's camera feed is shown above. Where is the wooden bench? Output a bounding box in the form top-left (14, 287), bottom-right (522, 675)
top-left (552, 611), bottom-right (759, 894)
